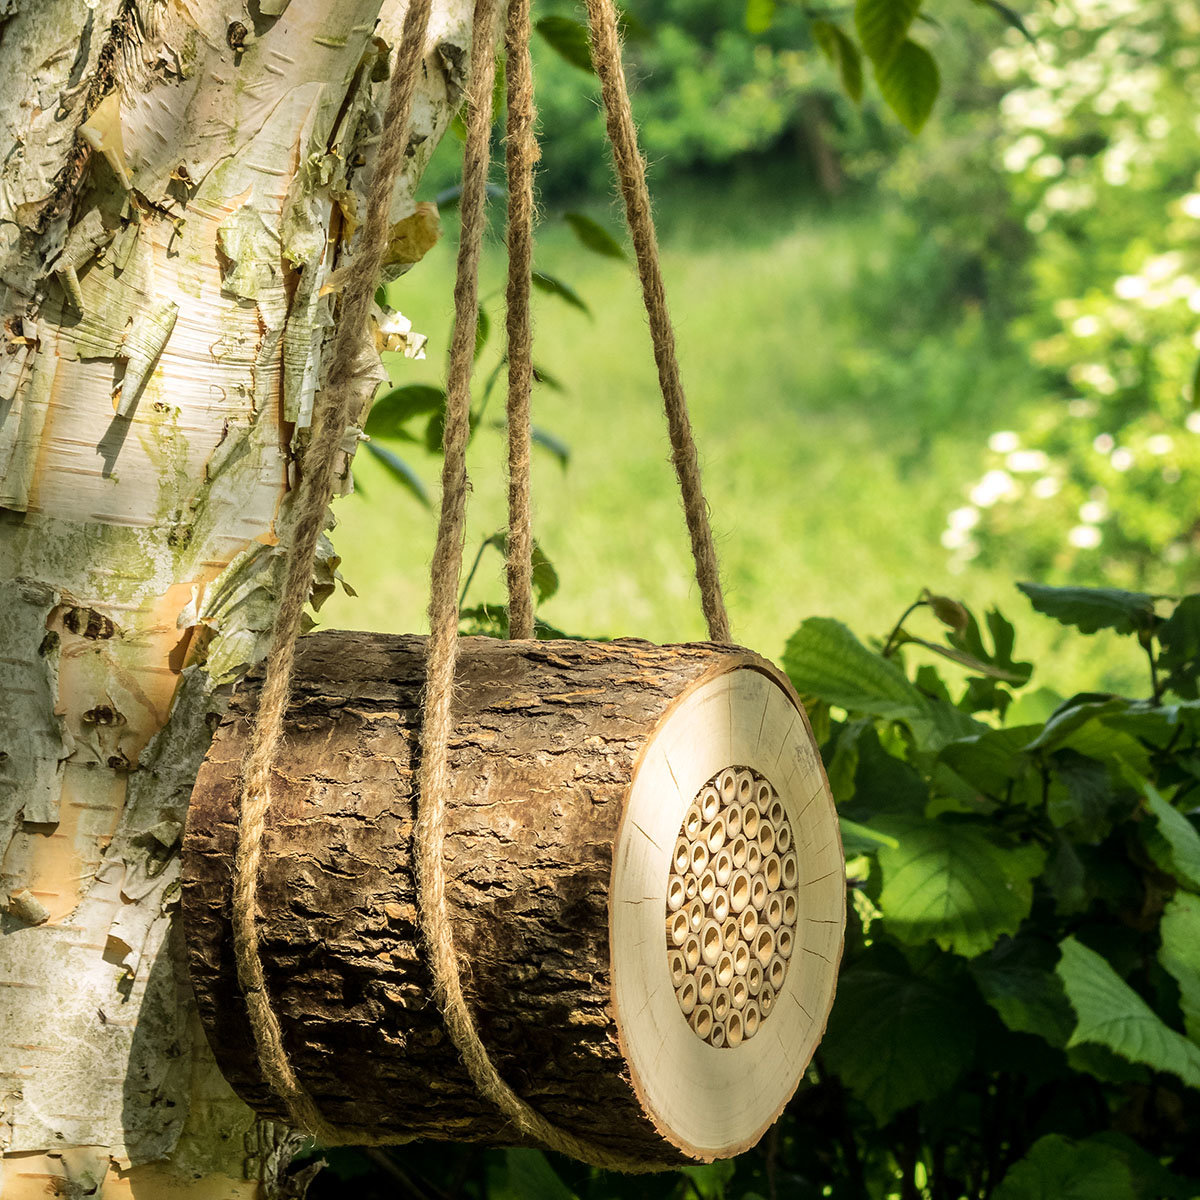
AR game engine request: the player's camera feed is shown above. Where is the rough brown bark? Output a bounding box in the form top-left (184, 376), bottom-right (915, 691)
top-left (183, 632), bottom-right (780, 1163)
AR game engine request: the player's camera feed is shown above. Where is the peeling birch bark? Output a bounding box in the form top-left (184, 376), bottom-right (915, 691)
top-left (0, 1), bottom-right (471, 1195)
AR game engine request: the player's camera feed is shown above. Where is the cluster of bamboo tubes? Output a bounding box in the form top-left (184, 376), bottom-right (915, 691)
top-left (665, 766), bottom-right (799, 1048)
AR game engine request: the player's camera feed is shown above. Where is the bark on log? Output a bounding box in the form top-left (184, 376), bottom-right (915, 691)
top-left (182, 632), bottom-right (845, 1165)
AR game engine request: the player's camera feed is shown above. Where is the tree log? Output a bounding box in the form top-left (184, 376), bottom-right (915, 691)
top-left (182, 632), bottom-right (845, 1165)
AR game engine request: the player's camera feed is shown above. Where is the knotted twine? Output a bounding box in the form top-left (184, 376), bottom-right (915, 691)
top-left (232, 0), bottom-right (730, 1168)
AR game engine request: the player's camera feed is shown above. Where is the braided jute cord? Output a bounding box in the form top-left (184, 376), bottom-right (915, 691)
top-left (231, 0), bottom-right (729, 1168)
top-left (584, 0), bottom-right (730, 644)
top-left (232, 0), bottom-right (435, 1145)
top-left (503, 0), bottom-right (538, 641)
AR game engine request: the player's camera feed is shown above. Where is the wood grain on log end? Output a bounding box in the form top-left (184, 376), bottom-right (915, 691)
top-left (181, 633), bottom-right (845, 1166)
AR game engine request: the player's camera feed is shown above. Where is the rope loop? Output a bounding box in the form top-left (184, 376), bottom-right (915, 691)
top-left (231, 0), bottom-right (728, 1170)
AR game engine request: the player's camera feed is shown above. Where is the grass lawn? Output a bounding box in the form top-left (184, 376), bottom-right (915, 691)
top-left (322, 166), bottom-right (1147, 697)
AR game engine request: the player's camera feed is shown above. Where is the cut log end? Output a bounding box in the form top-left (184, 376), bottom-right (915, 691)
top-left (181, 633), bottom-right (845, 1168)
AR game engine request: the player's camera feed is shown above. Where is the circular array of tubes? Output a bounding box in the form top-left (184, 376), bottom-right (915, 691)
top-left (666, 766), bottom-right (799, 1049)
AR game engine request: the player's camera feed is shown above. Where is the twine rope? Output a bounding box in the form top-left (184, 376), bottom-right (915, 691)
top-left (583, 0), bottom-right (730, 643)
top-left (502, 0), bottom-right (538, 641)
top-left (231, 0), bottom-right (728, 1168)
top-left (232, 0), bottom-right (435, 1144)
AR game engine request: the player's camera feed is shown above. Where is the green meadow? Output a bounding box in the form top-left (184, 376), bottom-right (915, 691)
top-left (322, 167), bottom-right (1145, 694)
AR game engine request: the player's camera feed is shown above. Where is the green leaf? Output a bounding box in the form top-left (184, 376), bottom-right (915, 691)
top-left (1159, 891), bottom-right (1200, 1042)
top-left (822, 953), bottom-right (976, 1122)
top-left (839, 817), bottom-right (900, 852)
top-left (973, 0), bottom-right (1037, 48)
top-left (531, 271), bottom-right (592, 317)
top-left (365, 383), bottom-right (446, 439)
top-left (1159, 594), bottom-right (1200, 699)
top-left (783, 618), bottom-right (927, 721)
top-left (563, 211), bottom-right (626, 260)
top-left (900, 634), bottom-right (1028, 681)
top-left (531, 540), bottom-right (559, 604)
top-left (361, 441), bottom-right (430, 508)
top-left (680, 1161), bottom-right (736, 1199)
top-left (876, 818), bottom-right (1045, 956)
top-left (1056, 936), bottom-right (1200, 1087)
top-left (744, 0), bottom-right (776, 34)
top-left (1018, 582), bottom-right (1159, 636)
top-left (939, 725), bottom-right (1040, 797)
top-left (970, 940), bottom-right (1075, 1047)
top-left (534, 16), bottom-right (593, 73)
top-left (811, 19), bottom-right (864, 103)
top-left (854, 0), bottom-right (921, 64)
top-left (475, 304), bottom-right (490, 360)
top-left (531, 426), bottom-right (570, 469)
top-left (497, 1149), bottom-right (577, 1200)
top-left (532, 363), bottom-right (565, 391)
top-left (876, 39), bottom-right (939, 134)
top-left (993, 1134), bottom-right (1140, 1200)
top-left (1140, 781), bottom-right (1200, 890)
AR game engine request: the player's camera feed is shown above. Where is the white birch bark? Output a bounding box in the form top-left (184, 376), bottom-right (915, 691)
top-left (0, 1), bottom-right (471, 1194)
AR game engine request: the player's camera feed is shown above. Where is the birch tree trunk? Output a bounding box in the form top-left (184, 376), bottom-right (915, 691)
top-left (0, 2), bottom-right (471, 1195)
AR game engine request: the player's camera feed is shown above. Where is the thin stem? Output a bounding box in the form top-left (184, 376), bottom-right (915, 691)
top-left (882, 598), bottom-right (928, 659)
top-left (459, 534), bottom-right (495, 608)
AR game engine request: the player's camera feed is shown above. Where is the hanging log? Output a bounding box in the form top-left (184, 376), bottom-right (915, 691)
top-left (181, 633), bottom-right (845, 1165)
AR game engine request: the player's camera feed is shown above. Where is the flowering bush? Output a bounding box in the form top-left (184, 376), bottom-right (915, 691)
top-left (943, 0), bottom-right (1200, 589)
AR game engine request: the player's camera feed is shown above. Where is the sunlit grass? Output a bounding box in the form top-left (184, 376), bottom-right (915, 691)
top-left (323, 171), bottom-right (1147, 696)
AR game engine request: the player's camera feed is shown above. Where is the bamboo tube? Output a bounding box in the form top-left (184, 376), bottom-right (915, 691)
top-left (684, 934), bottom-right (702, 972)
top-left (730, 976), bottom-right (748, 1010)
top-left (759, 985), bottom-right (776, 1017)
top-left (743, 1000), bottom-right (761, 1039)
top-left (673, 837), bottom-right (691, 874)
top-left (700, 785), bottom-right (721, 823)
top-left (738, 906), bottom-right (757, 942)
top-left (724, 1011), bottom-right (744, 1048)
top-left (721, 916), bottom-right (739, 952)
top-left (700, 919), bottom-right (723, 967)
top-left (667, 875), bottom-right (687, 912)
top-left (712, 987), bottom-right (732, 1023)
top-left (750, 874), bottom-right (769, 911)
top-left (768, 798), bottom-right (785, 827)
top-left (763, 853), bottom-right (782, 891)
top-left (746, 842), bottom-right (762, 874)
top-left (696, 965), bottom-right (716, 1006)
top-left (776, 821), bottom-right (792, 853)
top-left (714, 847), bottom-right (733, 886)
top-left (736, 769), bottom-right (755, 802)
top-left (764, 893), bottom-right (784, 930)
top-left (684, 802), bottom-right (704, 840)
top-left (758, 822), bottom-right (776, 856)
top-left (715, 952), bottom-right (735, 988)
top-left (668, 910), bottom-right (689, 947)
top-left (709, 1021), bottom-right (726, 1049)
top-left (699, 868), bottom-right (717, 906)
top-left (725, 804), bottom-right (743, 838)
top-left (686, 877), bottom-right (699, 900)
top-left (753, 926), bottom-right (775, 967)
top-left (712, 886), bottom-right (730, 923)
top-left (728, 868), bottom-right (752, 914)
top-left (669, 950), bottom-right (687, 988)
top-left (689, 840), bottom-right (710, 875)
top-left (690, 1004), bottom-right (714, 1040)
top-left (756, 780), bottom-right (772, 809)
top-left (781, 852), bottom-right (798, 889)
top-left (687, 897), bottom-right (705, 932)
top-left (747, 962), bottom-right (763, 996)
top-left (677, 976), bottom-right (698, 1016)
top-left (732, 942), bottom-right (750, 976)
top-left (729, 835), bottom-right (748, 870)
top-left (782, 894), bottom-right (798, 926)
top-left (777, 927), bottom-right (794, 960)
top-left (705, 816), bottom-right (727, 854)
top-left (718, 768), bottom-right (738, 803)
top-left (767, 955), bottom-right (786, 992)
top-left (741, 802), bottom-right (760, 840)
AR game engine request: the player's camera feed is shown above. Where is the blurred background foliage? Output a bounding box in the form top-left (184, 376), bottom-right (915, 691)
top-left (307, 0), bottom-right (1200, 1195)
